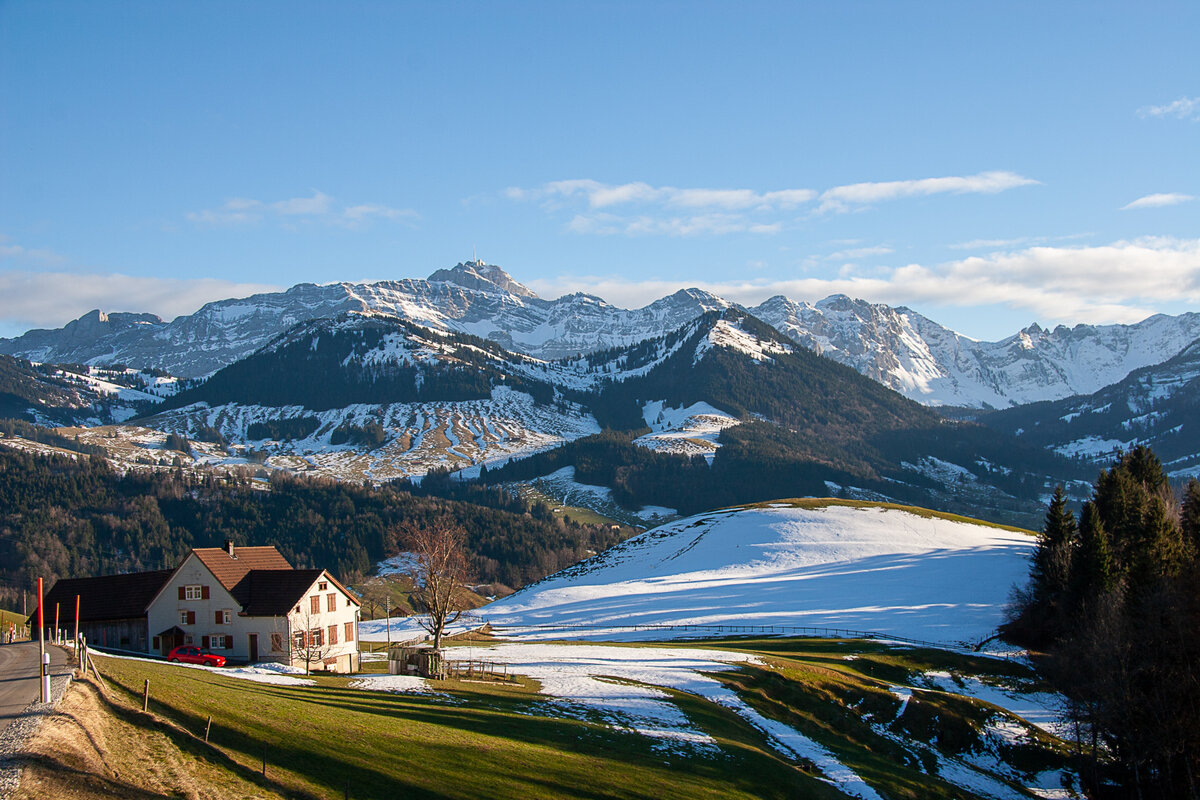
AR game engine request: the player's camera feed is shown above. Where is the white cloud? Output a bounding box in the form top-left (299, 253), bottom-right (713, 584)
top-left (0, 270), bottom-right (283, 334)
top-left (0, 235), bottom-right (67, 267)
top-left (508, 172), bottom-right (1036, 235)
top-left (825, 245), bottom-right (893, 261)
top-left (525, 237), bottom-right (1200, 330)
top-left (187, 191), bottom-right (416, 228)
top-left (270, 190), bottom-right (332, 216)
top-left (568, 212), bottom-right (781, 237)
top-left (816, 171), bottom-right (1038, 213)
top-left (1121, 192), bottom-right (1194, 210)
top-left (524, 179), bottom-right (817, 211)
top-left (1138, 97), bottom-right (1200, 120)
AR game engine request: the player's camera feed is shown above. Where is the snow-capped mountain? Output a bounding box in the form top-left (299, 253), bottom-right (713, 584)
top-left (982, 337), bottom-right (1200, 479)
top-left (4, 259), bottom-right (1198, 409)
top-left (0, 262), bottom-right (728, 377)
top-left (752, 294), bottom-right (1200, 408)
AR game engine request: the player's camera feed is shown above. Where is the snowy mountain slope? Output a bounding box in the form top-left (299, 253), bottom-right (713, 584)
top-left (145, 387), bottom-right (600, 482)
top-left (634, 400), bottom-right (741, 462)
top-left (0, 262), bottom-right (729, 377)
top-left (5, 260), bottom-right (1196, 410)
top-left (752, 294), bottom-right (1200, 408)
top-left (982, 337), bottom-right (1200, 479)
top-left (480, 501), bottom-right (1035, 646)
top-left (0, 354), bottom-right (172, 426)
top-left (0, 308), bottom-right (1071, 524)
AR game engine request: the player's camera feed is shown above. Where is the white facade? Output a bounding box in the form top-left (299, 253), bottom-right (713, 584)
top-left (145, 553), bottom-right (360, 673)
top-left (281, 574), bottom-right (361, 673)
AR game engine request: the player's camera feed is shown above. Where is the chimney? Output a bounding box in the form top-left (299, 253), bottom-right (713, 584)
top-left (225, 540), bottom-right (236, 558)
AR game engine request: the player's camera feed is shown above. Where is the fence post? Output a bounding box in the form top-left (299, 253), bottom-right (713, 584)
top-left (143, 679), bottom-right (150, 712)
top-left (204, 715), bottom-right (212, 743)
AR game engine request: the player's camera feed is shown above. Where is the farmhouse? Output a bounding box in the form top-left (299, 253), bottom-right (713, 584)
top-left (40, 542), bottom-right (361, 673)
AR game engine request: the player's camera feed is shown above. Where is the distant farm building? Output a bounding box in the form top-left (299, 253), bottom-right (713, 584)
top-left (38, 542), bottom-right (361, 672)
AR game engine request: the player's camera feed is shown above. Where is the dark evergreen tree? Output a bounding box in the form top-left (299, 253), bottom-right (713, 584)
top-left (1073, 501), bottom-right (1114, 600)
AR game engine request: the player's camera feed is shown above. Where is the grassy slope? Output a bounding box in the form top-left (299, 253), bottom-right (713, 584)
top-left (80, 636), bottom-right (1074, 800)
top-left (91, 652), bottom-right (838, 800)
top-left (734, 497), bottom-right (1036, 535)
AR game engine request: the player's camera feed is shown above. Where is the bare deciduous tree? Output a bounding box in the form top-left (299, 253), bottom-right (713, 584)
top-left (402, 520), bottom-right (470, 651)
top-left (290, 607), bottom-right (333, 675)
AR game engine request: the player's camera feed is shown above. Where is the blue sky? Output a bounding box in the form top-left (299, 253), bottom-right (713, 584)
top-left (1, 1), bottom-right (1198, 341)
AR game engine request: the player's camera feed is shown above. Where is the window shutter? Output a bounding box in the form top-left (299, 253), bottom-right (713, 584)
top-left (201, 585), bottom-right (210, 600)
top-left (215, 610), bottom-right (223, 624)
top-left (345, 621), bottom-right (353, 643)
top-left (187, 610), bottom-right (196, 625)
top-left (328, 625), bottom-right (337, 645)
top-left (178, 586), bottom-right (185, 600)
top-left (202, 635), bottom-right (210, 649)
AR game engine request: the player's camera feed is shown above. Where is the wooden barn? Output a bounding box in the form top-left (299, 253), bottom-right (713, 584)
top-left (38, 569), bottom-right (173, 651)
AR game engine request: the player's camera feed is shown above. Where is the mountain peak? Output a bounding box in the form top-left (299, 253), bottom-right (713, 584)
top-left (427, 260), bottom-right (539, 299)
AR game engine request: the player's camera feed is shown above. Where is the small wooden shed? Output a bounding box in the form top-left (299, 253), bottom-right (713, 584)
top-left (388, 645), bottom-right (445, 679)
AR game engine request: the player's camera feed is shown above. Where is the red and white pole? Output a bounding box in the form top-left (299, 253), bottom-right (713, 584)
top-left (37, 577), bottom-right (49, 702)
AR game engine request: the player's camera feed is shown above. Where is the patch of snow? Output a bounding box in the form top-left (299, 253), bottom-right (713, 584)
top-left (634, 400), bottom-right (741, 462)
top-left (468, 642), bottom-right (880, 795)
top-left (694, 319), bottom-right (793, 364)
top-left (920, 671), bottom-right (1069, 738)
top-left (348, 675), bottom-right (436, 694)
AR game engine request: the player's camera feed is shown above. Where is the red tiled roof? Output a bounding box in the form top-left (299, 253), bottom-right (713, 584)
top-left (191, 546), bottom-right (292, 592)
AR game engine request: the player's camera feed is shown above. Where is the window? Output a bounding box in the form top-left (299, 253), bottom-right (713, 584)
top-left (271, 633), bottom-right (283, 652)
top-left (180, 610), bottom-right (195, 625)
top-left (184, 585), bottom-right (202, 600)
top-left (318, 581), bottom-right (328, 591)
top-left (310, 628), bottom-right (323, 647)
top-left (328, 624), bottom-right (338, 646)
top-left (326, 593), bottom-right (336, 612)
top-left (293, 632), bottom-right (305, 651)
top-left (184, 634), bottom-right (194, 645)
top-left (344, 621), bottom-right (354, 643)
top-left (218, 609), bottom-right (231, 624)
top-left (310, 595), bottom-right (321, 615)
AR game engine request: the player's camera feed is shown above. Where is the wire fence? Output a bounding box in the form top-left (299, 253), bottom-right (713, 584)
top-left (483, 621), bottom-right (979, 650)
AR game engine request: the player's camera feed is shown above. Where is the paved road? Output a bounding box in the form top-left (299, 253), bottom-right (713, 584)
top-left (0, 642), bottom-right (68, 736)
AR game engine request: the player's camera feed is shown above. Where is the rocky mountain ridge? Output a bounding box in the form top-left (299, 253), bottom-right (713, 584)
top-left (4, 260), bottom-right (1199, 409)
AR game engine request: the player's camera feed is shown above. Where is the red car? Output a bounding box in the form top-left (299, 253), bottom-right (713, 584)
top-left (167, 645), bottom-right (227, 667)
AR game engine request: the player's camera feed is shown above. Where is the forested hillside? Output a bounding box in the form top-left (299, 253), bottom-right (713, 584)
top-left (0, 447), bottom-right (634, 611)
top-left (1006, 447), bottom-right (1200, 797)
top-left (156, 314), bottom-right (555, 412)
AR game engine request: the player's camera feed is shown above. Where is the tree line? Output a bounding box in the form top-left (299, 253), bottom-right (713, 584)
top-left (1006, 445), bottom-right (1200, 798)
top-left (0, 447), bottom-right (635, 612)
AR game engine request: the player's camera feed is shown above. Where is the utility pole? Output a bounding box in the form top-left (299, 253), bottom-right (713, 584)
top-left (384, 595), bottom-right (391, 651)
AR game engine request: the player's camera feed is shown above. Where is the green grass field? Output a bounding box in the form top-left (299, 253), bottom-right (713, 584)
top-left (88, 636), bottom-right (1075, 800)
top-left (0, 608), bottom-right (29, 636)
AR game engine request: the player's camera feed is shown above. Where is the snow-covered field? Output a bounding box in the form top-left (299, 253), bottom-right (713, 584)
top-left (634, 400), bottom-right (741, 462)
top-left (477, 502), bottom-right (1035, 646)
top-left (509, 466), bottom-right (677, 527)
